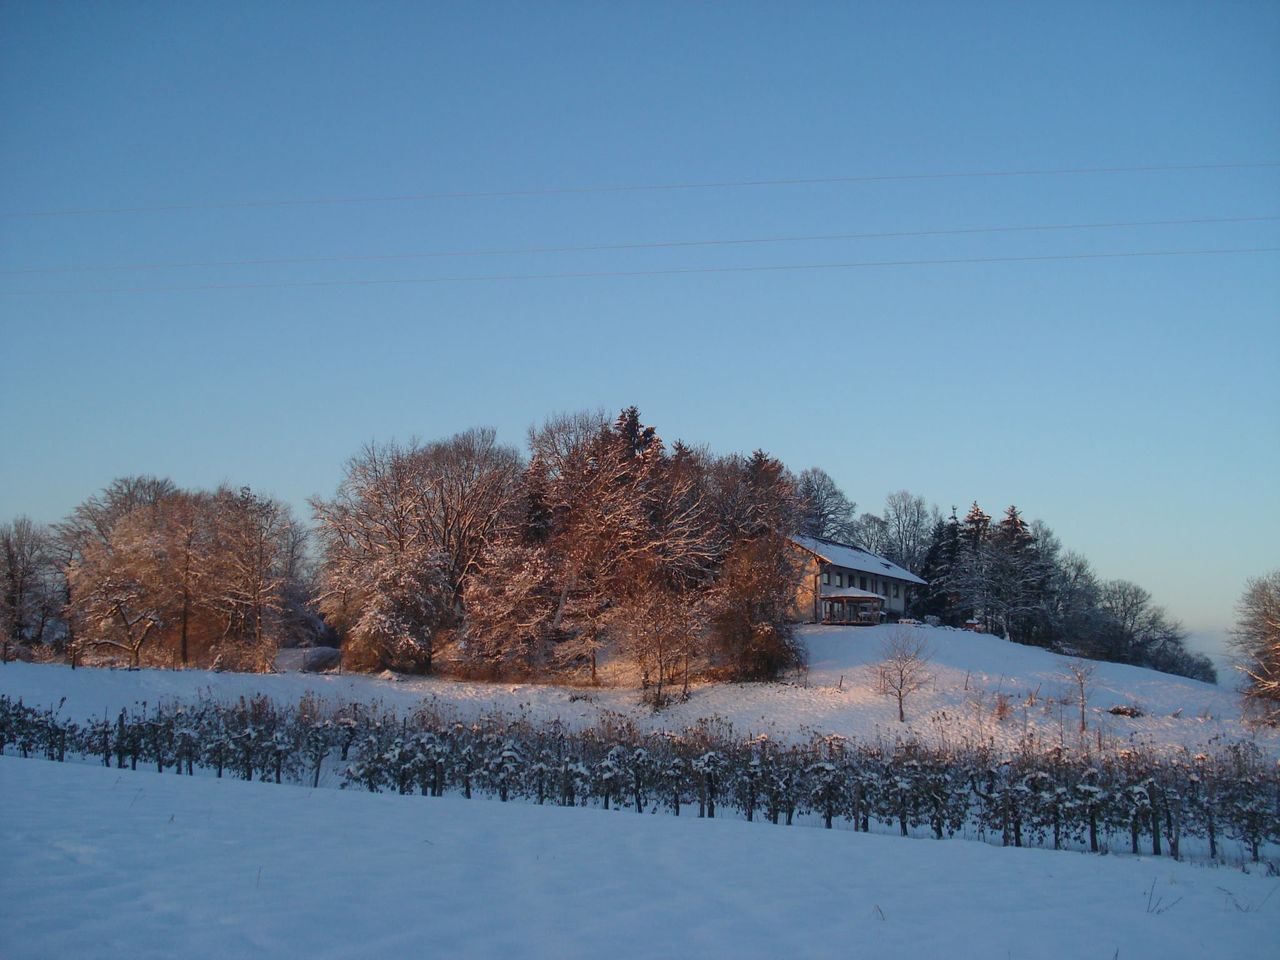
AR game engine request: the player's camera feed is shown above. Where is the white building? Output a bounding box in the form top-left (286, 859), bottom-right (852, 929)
top-left (790, 534), bottom-right (927, 624)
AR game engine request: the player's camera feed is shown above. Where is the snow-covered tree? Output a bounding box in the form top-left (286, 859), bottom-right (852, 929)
top-left (916, 508), bottom-right (962, 622)
top-left (1231, 571), bottom-right (1280, 723)
top-left (0, 517), bottom-right (61, 659)
top-left (58, 478), bottom-right (305, 670)
top-left (313, 443), bottom-right (456, 673)
top-left (463, 534), bottom-right (557, 673)
top-left (66, 506), bottom-right (170, 668)
top-left (984, 505), bottom-right (1048, 643)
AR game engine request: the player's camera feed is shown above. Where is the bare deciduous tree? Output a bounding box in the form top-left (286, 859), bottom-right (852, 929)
top-left (62, 478), bottom-right (307, 671)
top-left (0, 517), bottom-right (61, 660)
top-left (880, 490), bottom-right (937, 572)
top-left (1060, 658), bottom-right (1096, 734)
top-left (797, 467), bottom-right (856, 542)
top-left (312, 443), bottom-right (451, 673)
top-left (878, 631), bottom-right (931, 722)
top-left (1232, 571), bottom-right (1280, 723)
top-left (618, 585), bottom-right (706, 707)
top-left (68, 508), bottom-right (169, 668)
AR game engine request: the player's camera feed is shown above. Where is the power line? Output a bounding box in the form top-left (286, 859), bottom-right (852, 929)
top-left (2, 214), bottom-right (1275, 276)
top-left (5, 246), bottom-right (1275, 296)
top-left (3, 161), bottom-right (1277, 219)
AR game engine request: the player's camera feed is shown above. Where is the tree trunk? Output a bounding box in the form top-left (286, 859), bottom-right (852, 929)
top-left (180, 590), bottom-right (190, 667)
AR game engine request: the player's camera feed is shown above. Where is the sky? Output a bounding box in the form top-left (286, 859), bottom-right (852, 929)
top-left (1, 2), bottom-right (1277, 665)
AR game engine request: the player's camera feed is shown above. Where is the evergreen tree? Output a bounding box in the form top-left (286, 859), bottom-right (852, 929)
top-left (950, 503), bottom-right (994, 627)
top-left (961, 502), bottom-right (991, 552)
top-left (987, 505), bottom-right (1046, 644)
top-left (917, 508), bottom-right (962, 623)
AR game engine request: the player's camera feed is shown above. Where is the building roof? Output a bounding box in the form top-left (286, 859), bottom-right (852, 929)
top-left (791, 534), bottom-right (928, 586)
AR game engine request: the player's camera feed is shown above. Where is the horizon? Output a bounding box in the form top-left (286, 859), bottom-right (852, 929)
top-left (2, 3), bottom-right (1277, 670)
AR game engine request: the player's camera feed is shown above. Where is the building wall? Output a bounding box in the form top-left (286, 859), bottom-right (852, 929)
top-left (825, 565), bottom-right (910, 615)
top-left (793, 552), bottom-right (823, 622)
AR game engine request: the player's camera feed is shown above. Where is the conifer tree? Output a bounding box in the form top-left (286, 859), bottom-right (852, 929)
top-left (917, 510), bottom-right (961, 622)
top-left (987, 505), bottom-right (1046, 643)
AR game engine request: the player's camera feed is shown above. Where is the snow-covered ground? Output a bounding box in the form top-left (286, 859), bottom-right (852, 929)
top-left (2, 624), bottom-right (1272, 757)
top-left (2, 626), bottom-right (1276, 958)
top-left (2, 756), bottom-right (1275, 960)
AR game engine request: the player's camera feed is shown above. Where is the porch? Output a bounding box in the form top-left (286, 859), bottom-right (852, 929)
top-left (818, 587), bottom-right (884, 626)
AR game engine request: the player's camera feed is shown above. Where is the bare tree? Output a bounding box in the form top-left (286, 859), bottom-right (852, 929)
top-left (311, 443), bottom-right (452, 673)
top-left (797, 467), bottom-right (856, 542)
top-left (878, 631), bottom-right (931, 722)
top-left (161, 492), bottom-right (210, 667)
top-left (408, 428), bottom-right (523, 615)
top-left (61, 481), bottom-right (303, 670)
top-left (204, 487), bottom-right (293, 671)
top-left (1059, 658), bottom-right (1095, 734)
top-left (618, 584), bottom-right (706, 707)
top-left (850, 512), bottom-right (891, 556)
top-left (1231, 571), bottom-right (1280, 723)
top-left (880, 490), bottom-right (936, 572)
top-left (0, 517), bottom-right (60, 660)
top-left (55, 476), bottom-right (177, 667)
top-left (67, 508), bottom-right (170, 668)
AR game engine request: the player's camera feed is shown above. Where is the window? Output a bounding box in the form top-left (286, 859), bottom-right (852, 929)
top-left (822, 571), bottom-right (830, 586)
top-left (859, 576), bottom-right (867, 590)
top-left (893, 584), bottom-right (900, 598)
top-left (836, 572), bottom-right (845, 588)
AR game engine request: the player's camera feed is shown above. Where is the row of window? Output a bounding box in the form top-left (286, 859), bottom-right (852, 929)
top-left (822, 568), bottom-right (901, 598)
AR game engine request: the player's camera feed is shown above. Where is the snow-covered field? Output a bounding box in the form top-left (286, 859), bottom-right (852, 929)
top-left (3, 624), bottom-right (1273, 757)
top-left (2, 625), bottom-right (1277, 959)
top-left (3, 756), bottom-right (1276, 960)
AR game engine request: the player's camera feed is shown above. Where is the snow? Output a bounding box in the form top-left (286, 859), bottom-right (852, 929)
top-left (2, 626), bottom-right (1275, 957)
top-left (1, 756), bottom-right (1275, 960)
top-left (2, 624), bottom-right (1272, 758)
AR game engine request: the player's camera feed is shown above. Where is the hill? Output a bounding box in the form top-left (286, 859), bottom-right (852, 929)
top-left (2, 624), bottom-right (1272, 758)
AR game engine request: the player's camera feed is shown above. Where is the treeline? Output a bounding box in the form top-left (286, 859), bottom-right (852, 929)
top-left (1, 409), bottom-right (806, 690)
top-left (2, 693), bottom-right (1276, 864)
top-left (0, 405), bottom-right (1213, 685)
top-left (311, 410), bottom-right (803, 693)
top-left (910, 503), bottom-right (1217, 683)
top-left (0, 479), bottom-right (316, 671)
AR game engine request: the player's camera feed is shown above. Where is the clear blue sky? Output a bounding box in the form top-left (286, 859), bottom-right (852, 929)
top-left (2, 2), bottom-right (1277, 665)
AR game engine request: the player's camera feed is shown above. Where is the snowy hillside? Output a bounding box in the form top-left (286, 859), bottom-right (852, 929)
top-left (2, 624), bottom-right (1272, 757)
top-left (2, 625), bottom-right (1277, 960)
top-left (3, 756), bottom-right (1276, 960)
